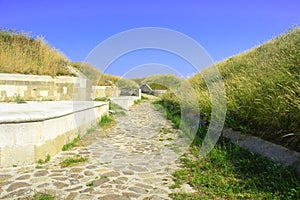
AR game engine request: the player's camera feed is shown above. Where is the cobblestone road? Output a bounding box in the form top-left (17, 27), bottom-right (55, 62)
top-left (0, 101), bottom-right (192, 199)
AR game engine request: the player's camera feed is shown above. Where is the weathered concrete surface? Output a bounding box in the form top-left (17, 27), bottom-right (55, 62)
top-left (0, 101), bottom-right (109, 167)
top-left (110, 96), bottom-right (140, 110)
top-left (0, 101), bottom-right (191, 199)
top-left (0, 73), bottom-right (92, 101)
top-left (152, 90), bottom-right (167, 97)
top-left (222, 128), bottom-right (300, 178)
top-left (91, 86), bottom-right (119, 100)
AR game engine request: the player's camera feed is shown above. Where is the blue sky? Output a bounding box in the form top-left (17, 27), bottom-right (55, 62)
top-left (0, 0), bottom-right (299, 77)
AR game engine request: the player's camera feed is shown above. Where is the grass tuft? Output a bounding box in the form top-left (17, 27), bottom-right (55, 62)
top-left (61, 155), bottom-right (87, 167)
top-left (62, 135), bottom-right (81, 151)
top-left (99, 115), bottom-right (115, 128)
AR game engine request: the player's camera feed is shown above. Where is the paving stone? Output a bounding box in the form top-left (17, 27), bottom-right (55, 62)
top-left (135, 183), bottom-right (153, 189)
top-left (9, 188), bottom-right (33, 197)
top-left (78, 193), bottom-right (95, 199)
top-left (69, 168), bottom-right (84, 173)
top-left (0, 174), bottom-right (12, 180)
top-left (84, 170), bottom-right (94, 176)
top-left (86, 165), bottom-right (98, 169)
top-left (102, 171), bottom-right (120, 177)
top-left (0, 101), bottom-right (189, 199)
top-left (53, 182), bottom-right (69, 189)
top-left (52, 176), bottom-right (68, 181)
top-left (65, 185), bottom-right (83, 192)
top-left (100, 194), bottom-right (125, 200)
top-left (7, 182), bottom-right (31, 192)
top-left (80, 187), bottom-right (95, 193)
top-left (93, 178), bottom-right (110, 187)
top-left (33, 170), bottom-right (48, 177)
top-left (128, 186), bottom-right (148, 194)
top-left (128, 165), bottom-right (148, 172)
top-left (16, 175), bottom-right (30, 180)
top-left (122, 192), bottom-right (140, 198)
top-left (37, 183), bottom-right (51, 188)
top-left (65, 192), bottom-right (77, 200)
top-left (122, 170), bottom-right (134, 175)
top-left (69, 174), bottom-right (84, 179)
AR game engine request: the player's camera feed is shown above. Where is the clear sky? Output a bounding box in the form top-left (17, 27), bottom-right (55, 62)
top-left (0, 0), bottom-right (299, 77)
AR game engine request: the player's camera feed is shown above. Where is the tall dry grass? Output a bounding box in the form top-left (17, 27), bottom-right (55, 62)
top-left (71, 62), bottom-right (120, 86)
top-left (0, 29), bottom-right (71, 76)
top-left (187, 27), bottom-right (300, 151)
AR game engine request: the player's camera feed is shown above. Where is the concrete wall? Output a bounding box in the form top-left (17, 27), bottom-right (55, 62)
top-left (0, 101), bottom-right (109, 167)
top-left (0, 73), bottom-right (92, 101)
top-left (152, 90), bottom-right (167, 96)
top-left (110, 96), bottom-right (140, 110)
top-left (91, 86), bottom-right (119, 100)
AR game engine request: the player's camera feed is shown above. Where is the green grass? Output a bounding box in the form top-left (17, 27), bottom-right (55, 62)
top-left (99, 115), bottom-right (115, 128)
top-left (134, 99), bottom-right (142, 104)
top-left (170, 135), bottom-right (299, 199)
top-left (156, 97), bottom-right (299, 199)
top-left (186, 27), bottom-right (300, 151)
top-left (62, 135), bottom-right (81, 151)
top-left (37, 154), bottom-right (51, 164)
top-left (34, 193), bottom-right (54, 200)
top-left (86, 182), bottom-right (94, 187)
top-left (141, 95), bottom-right (149, 100)
top-left (61, 155), bottom-right (88, 167)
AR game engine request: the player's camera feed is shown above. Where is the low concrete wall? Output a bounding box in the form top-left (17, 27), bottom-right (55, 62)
top-left (110, 96), bottom-right (140, 110)
top-left (152, 90), bottom-right (167, 96)
top-left (0, 101), bottom-right (109, 167)
top-left (91, 86), bottom-right (119, 100)
top-left (0, 73), bottom-right (92, 101)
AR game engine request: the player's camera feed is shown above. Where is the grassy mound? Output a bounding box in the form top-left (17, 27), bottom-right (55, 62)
top-left (71, 62), bottom-right (120, 86)
top-left (0, 29), bottom-right (71, 76)
top-left (132, 74), bottom-right (181, 90)
top-left (188, 27), bottom-right (300, 151)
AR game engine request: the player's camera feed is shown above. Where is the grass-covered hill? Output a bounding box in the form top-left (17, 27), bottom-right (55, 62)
top-left (132, 74), bottom-right (181, 90)
top-left (187, 27), bottom-right (300, 151)
top-left (0, 30), bottom-right (71, 76)
top-left (0, 29), bottom-right (122, 85)
top-left (71, 62), bottom-right (121, 86)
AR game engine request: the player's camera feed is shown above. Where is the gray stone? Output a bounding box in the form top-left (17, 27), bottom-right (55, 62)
top-left (33, 170), bottom-right (48, 177)
top-left (84, 170), bottom-right (94, 176)
top-left (128, 186), bottom-right (147, 194)
top-left (7, 182), bottom-right (31, 192)
top-left (93, 178), bottom-right (109, 187)
top-left (53, 182), bottom-right (69, 189)
top-left (102, 171), bottom-right (120, 177)
top-left (15, 174), bottom-right (30, 180)
top-left (100, 194), bottom-right (125, 200)
top-left (66, 192), bottom-right (77, 200)
top-left (65, 185), bottom-right (83, 192)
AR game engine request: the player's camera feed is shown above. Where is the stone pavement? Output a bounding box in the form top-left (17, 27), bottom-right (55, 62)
top-left (0, 101), bottom-right (192, 199)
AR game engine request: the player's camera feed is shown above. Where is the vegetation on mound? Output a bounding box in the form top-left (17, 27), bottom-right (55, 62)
top-left (0, 29), bottom-right (71, 76)
top-left (156, 99), bottom-right (299, 199)
top-left (161, 27), bottom-right (300, 151)
top-left (71, 62), bottom-right (120, 85)
top-left (132, 74), bottom-right (181, 90)
top-left (170, 132), bottom-right (299, 199)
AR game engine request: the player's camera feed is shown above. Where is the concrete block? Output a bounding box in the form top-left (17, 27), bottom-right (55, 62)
top-left (0, 145), bottom-right (35, 167)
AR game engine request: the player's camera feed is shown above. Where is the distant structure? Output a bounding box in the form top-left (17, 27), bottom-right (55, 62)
top-left (140, 83), bottom-right (167, 96)
top-left (140, 83), bottom-right (153, 94)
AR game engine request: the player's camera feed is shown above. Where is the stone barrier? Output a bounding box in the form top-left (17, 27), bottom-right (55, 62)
top-left (0, 101), bottom-right (109, 167)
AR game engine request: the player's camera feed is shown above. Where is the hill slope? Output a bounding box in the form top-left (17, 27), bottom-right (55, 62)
top-left (0, 30), bottom-right (71, 76)
top-left (188, 27), bottom-right (300, 151)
